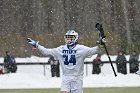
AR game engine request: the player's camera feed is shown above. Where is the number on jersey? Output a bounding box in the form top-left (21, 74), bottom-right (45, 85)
top-left (63, 55), bottom-right (76, 65)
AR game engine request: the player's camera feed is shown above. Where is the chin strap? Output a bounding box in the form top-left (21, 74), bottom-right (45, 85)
top-left (67, 43), bottom-right (77, 49)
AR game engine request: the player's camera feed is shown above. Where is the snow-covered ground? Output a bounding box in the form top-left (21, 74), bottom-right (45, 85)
top-left (0, 73), bottom-right (140, 89)
top-left (0, 54), bottom-right (140, 89)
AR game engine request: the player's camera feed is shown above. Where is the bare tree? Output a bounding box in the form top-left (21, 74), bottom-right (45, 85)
top-left (121, 0), bottom-right (132, 45)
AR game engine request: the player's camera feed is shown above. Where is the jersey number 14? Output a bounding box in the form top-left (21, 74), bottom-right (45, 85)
top-left (63, 55), bottom-right (76, 65)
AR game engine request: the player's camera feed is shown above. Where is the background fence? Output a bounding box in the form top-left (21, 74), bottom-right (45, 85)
top-left (0, 61), bottom-right (140, 77)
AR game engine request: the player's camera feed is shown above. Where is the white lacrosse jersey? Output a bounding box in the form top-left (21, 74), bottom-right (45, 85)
top-left (38, 44), bottom-right (100, 77)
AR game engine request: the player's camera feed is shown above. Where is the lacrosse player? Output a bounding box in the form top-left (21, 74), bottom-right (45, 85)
top-left (27, 30), bottom-right (105, 93)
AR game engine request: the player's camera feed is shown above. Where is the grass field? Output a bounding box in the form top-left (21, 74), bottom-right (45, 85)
top-left (0, 87), bottom-right (140, 93)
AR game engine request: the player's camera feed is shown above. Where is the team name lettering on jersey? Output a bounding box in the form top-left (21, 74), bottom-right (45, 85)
top-left (62, 50), bottom-right (77, 54)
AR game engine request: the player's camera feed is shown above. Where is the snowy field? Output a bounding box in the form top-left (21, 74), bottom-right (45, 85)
top-left (0, 54), bottom-right (140, 89)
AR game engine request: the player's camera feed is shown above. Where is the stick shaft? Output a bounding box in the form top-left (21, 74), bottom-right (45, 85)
top-left (103, 43), bottom-right (117, 77)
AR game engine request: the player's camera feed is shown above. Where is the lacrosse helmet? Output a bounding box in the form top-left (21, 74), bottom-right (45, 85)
top-left (64, 30), bottom-right (78, 45)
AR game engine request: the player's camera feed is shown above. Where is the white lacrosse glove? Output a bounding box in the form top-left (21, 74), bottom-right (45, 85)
top-left (27, 38), bottom-right (39, 48)
top-left (97, 37), bottom-right (106, 48)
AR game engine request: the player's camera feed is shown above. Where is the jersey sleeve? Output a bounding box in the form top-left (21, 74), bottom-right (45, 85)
top-left (83, 46), bottom-right (100, 58)
top-left (37, 45), bottom-right (59, 58)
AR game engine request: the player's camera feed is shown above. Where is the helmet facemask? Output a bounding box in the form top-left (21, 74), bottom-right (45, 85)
top-left (64, 30), bottom-right (78, 45)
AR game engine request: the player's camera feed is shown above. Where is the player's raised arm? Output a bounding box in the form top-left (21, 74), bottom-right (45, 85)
top-left (27, 38), bottom-right (55, 56)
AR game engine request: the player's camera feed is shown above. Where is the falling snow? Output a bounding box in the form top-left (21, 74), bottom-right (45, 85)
top-left (0, 0), bottom-right (140, 57)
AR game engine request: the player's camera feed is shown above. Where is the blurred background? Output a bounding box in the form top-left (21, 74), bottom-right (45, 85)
top-left (0, 0), bottom-right (140, 57)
